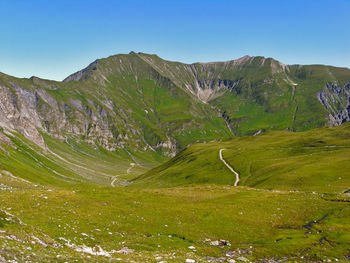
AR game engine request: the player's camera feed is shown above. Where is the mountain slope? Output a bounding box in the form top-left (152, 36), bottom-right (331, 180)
top-left (132, 53), bottom-right (350, 135)
top-left (1, 52), bottom-right (350, 170)
top-left (0, 53), bottom-right (232, 160)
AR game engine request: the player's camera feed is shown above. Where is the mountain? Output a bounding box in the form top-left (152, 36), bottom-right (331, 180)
top-left (0, 52), bottom-right (350, 179)
top-left (1, 52), bottom-right (350, 262)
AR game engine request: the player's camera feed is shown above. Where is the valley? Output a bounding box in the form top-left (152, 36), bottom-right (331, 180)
top-left (0, 53), bottom-right (349, 262)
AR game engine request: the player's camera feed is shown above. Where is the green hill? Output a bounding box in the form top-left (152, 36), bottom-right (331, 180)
top-left (133, 122), bottom-right (350, 193)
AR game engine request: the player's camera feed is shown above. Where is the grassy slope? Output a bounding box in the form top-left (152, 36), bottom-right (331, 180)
top-left (133, 122), bottom-right (350, 193)
top-left (211, 63), bottom-right (350, 135)
top-left (0, 128), bottom-right (159, 189)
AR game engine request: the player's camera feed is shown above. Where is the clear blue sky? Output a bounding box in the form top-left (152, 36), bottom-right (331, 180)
top-left (1, 0), bottom-right (349, 81)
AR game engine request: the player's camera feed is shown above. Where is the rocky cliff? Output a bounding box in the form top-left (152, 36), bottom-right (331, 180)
top-left (318, 82), bottom-right (350, 126)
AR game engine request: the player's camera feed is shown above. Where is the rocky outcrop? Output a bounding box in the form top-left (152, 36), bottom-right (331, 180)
top-left (0, 84), bottom-right (46, 149)
top-left (194, 78), bottom-right (241, 102)
top-left (318, 82), bottom-right (350, 126)
top-left (185, 64), bottom-right (242, 103)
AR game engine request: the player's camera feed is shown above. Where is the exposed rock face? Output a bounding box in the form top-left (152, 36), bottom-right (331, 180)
top-left (185, 64), bottom-right (242, 102)
top-left (318, 82), bottom-right (350, 126)
top-left (0, 84), bottom-right (46, 149)
top-left (193, 77), bottom-right (241, 102)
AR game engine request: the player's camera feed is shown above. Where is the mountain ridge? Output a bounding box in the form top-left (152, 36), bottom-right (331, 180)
top-left (62, 52), bottom-right (350, 84)
top-left (2, 52), bottom-right (350, 83)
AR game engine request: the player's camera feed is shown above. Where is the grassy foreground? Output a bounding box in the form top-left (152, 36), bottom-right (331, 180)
top-left (0, 180), bottom-right (349, 262)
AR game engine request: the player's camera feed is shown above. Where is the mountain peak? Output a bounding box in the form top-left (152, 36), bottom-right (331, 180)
top-left (63, 60), bottom-right (99, 82)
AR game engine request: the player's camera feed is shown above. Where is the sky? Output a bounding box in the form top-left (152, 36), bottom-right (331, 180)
top-left (0, 0), bottom-right (349, 81)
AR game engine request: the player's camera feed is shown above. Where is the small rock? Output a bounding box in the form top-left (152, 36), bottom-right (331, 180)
top-left (209, 240), bottom-right (231, 246)
top-left (226, 251), bottom-right (237, 258)
top-left (185, 259), bottom-right (195, 263)
top-left (210, 240), bottom-right (220, 246)
top-left (188, 246), bottom-right (195, 250)
top-left (116, 247), bottom-right (134, 254)
top-left (228, 259), bottom-right (236, 263)
top-left (237, 256), bottom-right (249, 262)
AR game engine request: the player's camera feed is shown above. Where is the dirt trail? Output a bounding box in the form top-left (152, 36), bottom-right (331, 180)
top-left (219, 149), bottom-right (240, 186)
top-left (110, 176), bottom-right (119, 187)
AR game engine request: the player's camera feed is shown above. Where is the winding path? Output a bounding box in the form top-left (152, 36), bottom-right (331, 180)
top-left (219, 149), bottom-right (240, 186)
top-left (110, 176), bottom-right (119, 187)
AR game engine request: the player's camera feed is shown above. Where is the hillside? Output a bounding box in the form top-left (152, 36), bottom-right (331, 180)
top-left (133, 122), bottom-right (350, 193)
